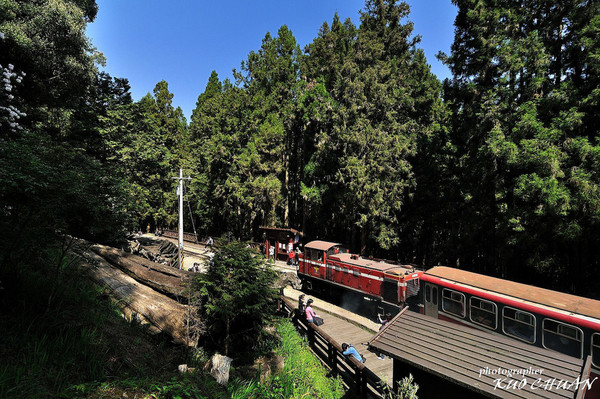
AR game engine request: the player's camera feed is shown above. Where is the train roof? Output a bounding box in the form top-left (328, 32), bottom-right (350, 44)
top-left (304, 240), bottom-right (340, 251)
top-left (332, 253), bottom-right (416, 275)
top-left (304, 240), bottom-right (416, 275)
top-left (424, 266), bottom-right (600, 320)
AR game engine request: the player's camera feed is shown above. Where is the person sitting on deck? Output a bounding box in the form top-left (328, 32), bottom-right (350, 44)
top-left (342, 343), bottom-right (363, 362)
top-left (305, 299), bottom-right (317, 323)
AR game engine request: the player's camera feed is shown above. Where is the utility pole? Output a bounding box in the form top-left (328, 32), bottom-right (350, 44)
top-left (173, 168), bottom-right (191, 269)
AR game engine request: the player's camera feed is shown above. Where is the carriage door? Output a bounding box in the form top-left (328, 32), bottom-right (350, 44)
top-left (424, 283), bottom-right (439, 318)
top-left (382, 277), bottom-right (399, 304)
top-left (326, 258), bottom-right (333, 281)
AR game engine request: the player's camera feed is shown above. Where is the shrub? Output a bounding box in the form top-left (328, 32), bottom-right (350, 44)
top-left (193, 241), bottom-right (279, 358)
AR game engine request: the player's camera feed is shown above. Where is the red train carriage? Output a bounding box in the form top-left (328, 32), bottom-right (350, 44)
top-left (297, 240), bottom-right (422, 307)
top-left (420, 266), bottom-right (600, 397)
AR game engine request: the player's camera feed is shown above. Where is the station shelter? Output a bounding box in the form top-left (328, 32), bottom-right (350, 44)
top-left (368, 308), bottom-right (593, 399)
top-left (259, 226), bottom-right (303, 262)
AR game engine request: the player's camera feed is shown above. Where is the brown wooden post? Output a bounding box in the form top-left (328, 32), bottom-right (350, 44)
top-left (328, 342), bottom-right (338, 374)
top-left (307, 323), bottom-right (315, 348)
top-left (355, 365), bottom-right (364, 398)
top-left (360, 367), bottom-right (368, 399)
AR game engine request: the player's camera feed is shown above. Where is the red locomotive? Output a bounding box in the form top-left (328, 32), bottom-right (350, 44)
top-left (297, 240), bottom-right (422, 308)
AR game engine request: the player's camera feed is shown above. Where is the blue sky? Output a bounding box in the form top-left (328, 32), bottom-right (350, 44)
top-left (87, 1), bottom-right (457, 120)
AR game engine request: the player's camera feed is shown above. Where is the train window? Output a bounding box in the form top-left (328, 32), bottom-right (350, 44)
top-left (353, 269), bottom-right (361, 277)
top-left (342, 267), bottom-right (349, 273)
top-left (306, 249), bottom-right (323, 262)
top-left (305, 249), bottom-right (313, 260)
top-left (503, 307), bottom-right (535, 343)
top-left (592, 334), bottom-right (600, 368)
top-left (470, 297), bottom-right (497, 330)
top-left (424, 285), bottom-right (437, 305)
top-left (542, 319), bottom-right (583, 359)
top-left (441, 289), bottom-right (465, 318)
top-left (407, 279), bottom-right (420, 298)
top-left (328, 246), bottom-right (344, 256)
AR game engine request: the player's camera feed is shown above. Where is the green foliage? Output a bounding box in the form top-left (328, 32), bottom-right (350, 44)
top-left (188, 26), bottom-right (305, 239)
top-left (300, 1), bottom-right (446, 254)
top-left (183, 2), bottom-right (449, 260)
top-left (0, 132), bottom-right (129, 276)
top-left (99, 81), bottom-right (188, 232)
top-left (1, 0), bottom-right (131, 281)
top-left (439, 0), bottom-right (600, 293)
top-left (193, 241), bottom-right (279, 357)
top-left (272, 321), bottom-right (345, 398)
top-left (228, 320), bottom-right (345, 399)
top-left (380, 374), bottom-right (419, 399)
top-left (0, 253), bottom-right (186, 399)
top-left (0, 0), bottom-right (99, 136)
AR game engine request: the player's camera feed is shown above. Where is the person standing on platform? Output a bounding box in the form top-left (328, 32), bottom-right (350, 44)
top-left (294, 247), bottom-right (301, 266)
top-left (378, 313), bottom-right (393, 330)
top-left (298, 294), bottom-right (306, 314)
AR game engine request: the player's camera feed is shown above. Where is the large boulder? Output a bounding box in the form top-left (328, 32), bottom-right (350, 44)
top-left (206, 353), bottom-right (233, 385)
top-left (275, 271), bottom-right (302, 290)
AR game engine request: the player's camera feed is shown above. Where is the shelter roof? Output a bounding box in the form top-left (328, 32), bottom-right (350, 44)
top-left (259, 226), bottom-right (304, 236)
top-left (369, 309), bottom-right (587, 399)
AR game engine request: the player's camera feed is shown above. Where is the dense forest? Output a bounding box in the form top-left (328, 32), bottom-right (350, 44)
top-left (1, 0), bottom-right (600, 297)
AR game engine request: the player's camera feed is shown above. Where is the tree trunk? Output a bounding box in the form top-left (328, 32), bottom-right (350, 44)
top-left (73, 242), bottom-right (198, 346)
top-left (90, 244), bottom-right (191, 297)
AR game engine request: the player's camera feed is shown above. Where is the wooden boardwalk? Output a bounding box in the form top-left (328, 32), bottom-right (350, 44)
top-left (318, 308), bottom-right (394, 384)
top-left (283, 287), bottom-right (394, 385)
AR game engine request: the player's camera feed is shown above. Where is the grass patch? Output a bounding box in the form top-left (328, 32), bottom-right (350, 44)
top-left (228, 320), bottom-right (345, 399)
top-left (0, 264), bottom-right (190, 399)
top-left (0, 251), bottom-right (345, 398)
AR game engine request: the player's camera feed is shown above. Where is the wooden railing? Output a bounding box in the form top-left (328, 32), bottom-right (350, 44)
top-left (278, 296), bottom-right (384, 399)
top-left (162, 230), bottom-right (263, 251)
top-left (162, 230), bottom-right (199, 243)
top-left (576, 355), bottom-right (593, 399)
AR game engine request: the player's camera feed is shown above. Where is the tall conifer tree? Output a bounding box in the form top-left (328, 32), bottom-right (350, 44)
top-left (302, 0), bottom-right (446, 256)
top-left (443, 0), bottom-right (600, 294)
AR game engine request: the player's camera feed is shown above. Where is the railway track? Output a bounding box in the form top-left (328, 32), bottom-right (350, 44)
top-left (157, 236), bottom-right (297, 274)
